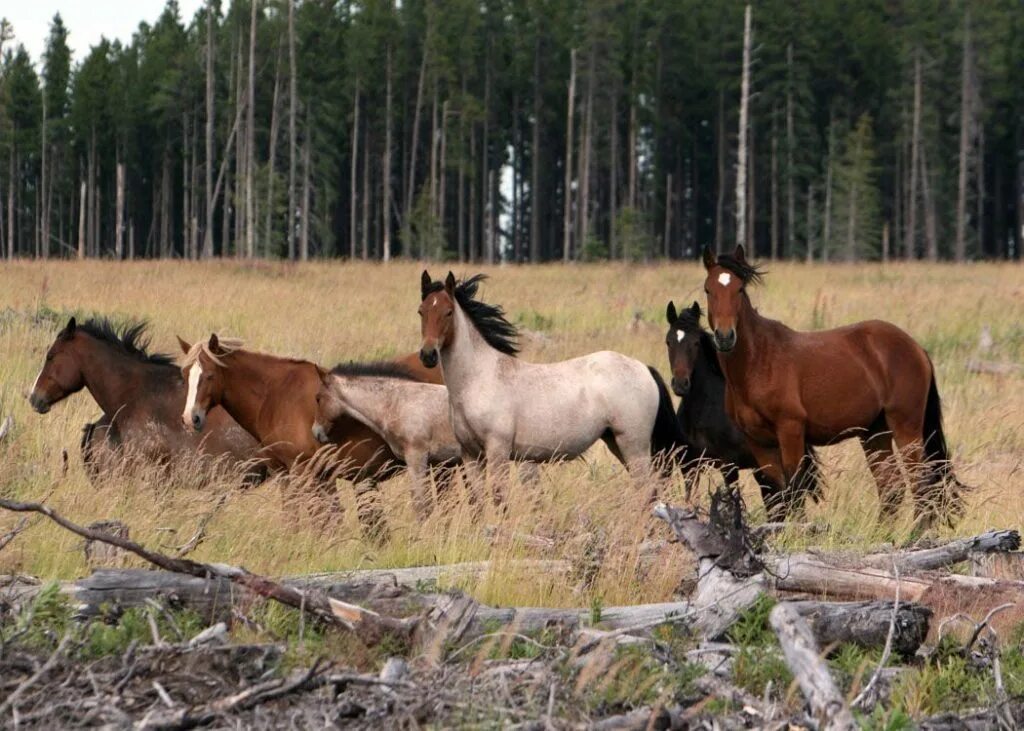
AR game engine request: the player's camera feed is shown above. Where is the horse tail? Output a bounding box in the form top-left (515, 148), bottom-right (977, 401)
top-left (647, 366), bottom-right (686, 476)
top-left (922, 359), bottom-right (970, 519)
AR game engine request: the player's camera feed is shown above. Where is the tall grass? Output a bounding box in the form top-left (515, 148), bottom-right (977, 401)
top-left (0, 260), bottom-right (1021, 608)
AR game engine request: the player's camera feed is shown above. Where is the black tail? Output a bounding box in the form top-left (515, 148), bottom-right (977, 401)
top-left (647, 366), bottom-right (687, 477)
top-left (921, 363), bottom-right (968, 522)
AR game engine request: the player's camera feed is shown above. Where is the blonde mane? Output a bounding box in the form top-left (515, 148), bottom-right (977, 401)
top-left (180, 337), bottom-right (245, 369)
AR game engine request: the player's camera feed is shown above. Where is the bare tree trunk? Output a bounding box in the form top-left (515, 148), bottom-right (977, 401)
top-left (823, 117), bottom-right (834, 262)
top-left (183, 114), bottom-right (191, 258)
top-left (233, 36), bottom-right (244, 258)
top-left (663, 173), bottom-right (672, 258)
top-left (805, 182), bottom-right (814, 262)
top-left (406, 30), bottom-right (429, 234)
top-left (881, 220), bottom-right (889, 262)
top-left (77, 179), bottom-right (86, 259)
top-left (907, 48), bottom-right (922, 259)
top-left (87, 128), bottom-right (96, 257)
top-left (428, 85), bottom-right (438, 253)
top-left (628, 91), bottom-right (637, 210)
top-left (40, 95), bottom-right (47, 258)
top-left (483, 55), bottom-right (492, 264)
top-left (846, 129), bottom-right (861, 262)
top-left (245, 0), bottom-right (257, 259)
top-left (735, 4), bottom-right (752, 250)
top-left (115, 160), bottom-right (125, 259)
top-left (578, 49), bottom-right (595, 257)
top-left (530, 37), bottom-right (541, 262)
top-left (954, 6), bottom-right (973, 262)
top-left (361, 127), bottom-right (369, 260)
top-left (747, 117), bottom-right (755, 254)
top-left (785, 42), bottom-right (795, 260)
top-left (977, 122), bottom-right (984, 254)
top-left (300, 119), bottom-right (311, 260)
top-left (562, 48), bottom-right (576, 262)
top-left (349, 80), bottom-right (359, 259)
top-left (160, 146), bottom-right (170, 258)
top-left (921, 144), bottom-right (938, 261)
top-left (469, 128), bottom-right (477, 261)
top-left (287, 0), bottom-right (297, 260)
top-left (204, 0), bottom-right (215, 258)
top-left (382, 43), bottom-right (393, 262)
top-left (128, 219), bottom-right (134, 259)
top-left (486, 168), bottom-right (496, 264)
top-left (770, 110), bottom-right (779, 259)
top-left (609, 91), bottom-right (618, 260)
top-left (438, 100), bottom-right (449, 241)
top-left (715, 89), bottom-right (725, 253)
top-left (265, 51), bottom-right (282, 257)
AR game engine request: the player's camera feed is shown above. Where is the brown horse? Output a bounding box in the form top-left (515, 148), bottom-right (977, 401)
top-left (28, 317), bottom-right (263, 481)
top-left (178, 334), bottom-right (443, 536)
top-left (701, 245), bottom-right (965, 526)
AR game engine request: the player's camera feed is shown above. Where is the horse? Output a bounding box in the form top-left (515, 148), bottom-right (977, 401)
top-left (179, 335), bottom-right (443, 536)
top-left (418, 271), bottom-right (682, 502)
top-left (312, 363), bottom-right (461, 520)
top-left (701, 244), bottom-right (966, 527)
top-left (28, 316), bottom-right (263, 482)
top-left (665, 300), bottom-right (822, 519)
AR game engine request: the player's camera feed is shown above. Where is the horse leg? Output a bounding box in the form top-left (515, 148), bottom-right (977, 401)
top-left (888, 418), bottom-right (936, 531)
top-left (354, 478), bottom-right (390, 545)
top-left (745, 442), bottom-right (787, 521)
top-left (860, 418), bottom-right (903, 520)
top-left (405, 450), bottom-right (432, 520)
top-left (613, 431), bottom-right (659, 503)
top-left (484, 438), bottom-right (513, 510)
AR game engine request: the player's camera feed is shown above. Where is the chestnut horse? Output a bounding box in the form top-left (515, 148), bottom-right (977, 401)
top-left (701, 245), bottom-right (965, 527)
top-left (664, 300), bottom-right (821, 519)
top-left (179, 335), bottom-right (443, 536)
top-left (28, 317), bottom-right (263, 481)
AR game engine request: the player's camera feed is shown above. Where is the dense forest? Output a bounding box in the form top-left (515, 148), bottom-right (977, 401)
top-left (0, 1), bottom-right (1022, 263)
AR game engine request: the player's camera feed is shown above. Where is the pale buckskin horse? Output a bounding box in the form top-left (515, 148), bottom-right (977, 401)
top-left (418, 272), bottom-right (683, 502)
top-left (701, 245), bottom-right (967, 527)
top-left (28, 317), bottom-right (263, 481)
top-left (312, 363), bottom-right (461, 520)
top-left (179, 335), bottom-right (443, 537)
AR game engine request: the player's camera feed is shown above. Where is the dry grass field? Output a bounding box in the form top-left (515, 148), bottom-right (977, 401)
top-left (1, 259), bottom-right (1022, 610)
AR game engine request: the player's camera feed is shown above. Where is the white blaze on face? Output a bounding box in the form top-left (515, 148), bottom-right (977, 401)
top-left (717, 272), bottom-right (732, 287)
top-left (184, 362), bottom-right (203, 421)
top-left (30, 367), bottom-right (44, 394)
top-left (676, 330), bottom-right (686, 343)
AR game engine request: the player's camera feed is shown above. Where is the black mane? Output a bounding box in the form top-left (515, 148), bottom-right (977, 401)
top-left (423, 274), bottom-right (520, 356)
top-left (330, 361), bottom-right (418, 381)
top-left (715, 253), bottom-right (765, 286)
top-left (77, 317), bottom-right (175, 367)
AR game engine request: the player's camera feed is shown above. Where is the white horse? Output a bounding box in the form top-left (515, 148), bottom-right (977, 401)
top-left (417, 272), bottom-right (681, 496)
top-left (312, 363), bottom-right (461, 518)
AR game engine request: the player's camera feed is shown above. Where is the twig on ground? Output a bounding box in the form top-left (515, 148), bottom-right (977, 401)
top-left (852, 559), bottom-right (901, 709)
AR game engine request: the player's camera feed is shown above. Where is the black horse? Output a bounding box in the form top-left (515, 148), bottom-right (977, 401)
top-left (665, 300), bottom-right (822, 519)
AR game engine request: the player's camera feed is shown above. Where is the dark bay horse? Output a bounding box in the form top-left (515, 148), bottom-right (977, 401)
top-left (665, 300), bottom-right (821, 519)
top-left (179, 335), bottom-right (444, 537)
top-left (701, 245), bottom-right (966, 527)
top-left (28, 317), bottom-right (263, 481)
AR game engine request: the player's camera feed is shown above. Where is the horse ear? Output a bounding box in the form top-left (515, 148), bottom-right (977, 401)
top-left (702, 246), bottom-right (716, 270)
top-left (734, 243), bottom-right (747, 262)
top-left (444, 271), bottom-right (456, 294)
top-left (176, 336), bottom-right (192, 355)
top-left (208, 333), bottom-right (222, 355)
top-left (421, 270), bottom-right (431, 299)
top-left (666, 301), bottom-right (678, 325)
top-left (689, 301), bottom-right (701, 317)
top-left (316, 364), bottom-right (329, 383)
top-left (62, 316), bottom-right (77, 339)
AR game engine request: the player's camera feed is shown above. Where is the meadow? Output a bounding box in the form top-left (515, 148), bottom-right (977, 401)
top-left (1, 259), bottom-right (1022, 610)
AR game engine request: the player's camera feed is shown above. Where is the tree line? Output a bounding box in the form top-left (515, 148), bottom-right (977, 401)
top-left (0, 0), bottom-right (1022, 263)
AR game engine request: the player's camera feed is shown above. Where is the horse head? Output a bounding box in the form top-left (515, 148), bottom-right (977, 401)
top-left (29, 317), bottom-right (86, 413)
top-left (665, 301), bottom-right (703, 397)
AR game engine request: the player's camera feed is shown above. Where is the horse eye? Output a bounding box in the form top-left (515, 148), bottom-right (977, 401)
top-left (45, 353), bottom-right (54, 362)
top-left (446, 310), bottom-right (453, 318)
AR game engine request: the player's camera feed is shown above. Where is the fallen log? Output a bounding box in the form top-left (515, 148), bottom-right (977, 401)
top-left (787, 600), bottom-right (931, 656)
top-left (769, 603), bottom-right (857, 731)
top-left (861, 530), bottom-right (1021, 572)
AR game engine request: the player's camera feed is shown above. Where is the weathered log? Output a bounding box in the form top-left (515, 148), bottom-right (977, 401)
top-left (970, 552), bottom-right (1024, 581)
top-left (769, 603), bottom-right (857, 731)
top-left (861, 530), bottom-right (1021, 572)
top-left (787, 600), bottom-right (931, 656)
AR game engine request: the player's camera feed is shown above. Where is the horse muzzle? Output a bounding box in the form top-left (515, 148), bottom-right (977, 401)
top-left (671, 377), bottom-right (691, 397)
top-left (189, 409), bottom-right (207, 433)
top-left (312, 423), bottom-right (330, 445)
top-left (713, 329), bottom-right (737, 353)
top-left (28, 392), bottom-right (51, 414)
top-left (419, 347), bottom-right (439, 369)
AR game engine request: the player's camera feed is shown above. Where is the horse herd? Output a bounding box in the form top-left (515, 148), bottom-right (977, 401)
top-left (27, 246), bottom-right (966, 539)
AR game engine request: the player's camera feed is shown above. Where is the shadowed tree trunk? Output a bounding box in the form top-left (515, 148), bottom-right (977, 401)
top-left (562, 48), bottom-right (576, 262)
top-left (955, 6), bottom-right (973, 262)
top-left (287, 0), bottom-right (297, 261)
top-left (350, 79), bottom-right (359, 259)
top-left (735, 4), bottom-right (752, 251)
top-left (204, 0), bottom-right (215, 258)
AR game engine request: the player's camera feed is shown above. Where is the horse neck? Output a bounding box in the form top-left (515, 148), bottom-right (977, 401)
top-left (217, 350), bottom-right (276, 437)
top-left (719, 294), bottom-right (773, 382)
top-left (440, 302), bottom-right (505, 391)
top-left (689, 336), bottom-right (726, 407)
top-left (330, 376), bottom-right (395, 436)
top-left (77, 336), bottom-right (164, 415)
